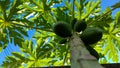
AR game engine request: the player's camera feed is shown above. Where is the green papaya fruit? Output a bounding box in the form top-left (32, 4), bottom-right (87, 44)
top-left (74, 20), bottom-right (87, 32)
top-left (80, 27), bottom-right (103, 45)
top-left (86, 45), bottom-right (104, 60)
top-left (53, 21), bottom-right (72, 38)
top-left (86, 45), bottom-right (99, 60)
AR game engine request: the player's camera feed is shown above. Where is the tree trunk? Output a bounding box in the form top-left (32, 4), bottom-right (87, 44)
top-left (69, 33), bottom-right (104, 68)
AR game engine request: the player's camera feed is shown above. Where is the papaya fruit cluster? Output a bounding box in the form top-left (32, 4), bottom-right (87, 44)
top-left (53, 19), bottom-right (87, 38)
top-left (53, 21), bottom-right (72, 38)
top-left (53, 19), bottom-right (102, 45)
top-left (53, 18), bottom-right (103, 59)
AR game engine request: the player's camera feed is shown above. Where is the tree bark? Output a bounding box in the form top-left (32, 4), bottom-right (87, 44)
top-left (69, 33), bottom-right (104, 68)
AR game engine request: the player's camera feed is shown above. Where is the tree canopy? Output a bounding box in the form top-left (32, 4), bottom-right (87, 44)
top-left (0, 0), bottom-right (120, 67)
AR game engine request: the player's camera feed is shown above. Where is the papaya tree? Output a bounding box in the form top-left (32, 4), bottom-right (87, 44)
top-left (0, 0), bottom-right (120, 68)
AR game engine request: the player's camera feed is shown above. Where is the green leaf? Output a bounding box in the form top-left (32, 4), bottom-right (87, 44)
top-left (26, 61), bottom-right (35, 68)
top-left (23, 2), bottom-right (43, 12)
top-left (99, 58), bottom-right (107, 64)
top-left (36, 58), bottom-right (52, 66)
top-left (108, 51), bottom-right (113, 60)
top-left (103, 36), bottom-right (111, 55)
top-left (82, 0), bottom-right (100, 19)
top-left (7, 0), bottom-right (23, 20)
top-left (0, 0), bottom-right (10, 20)
top-left (111, 35), bottom-right (120, 50)
top-left (112, 54), bottom-right (119, 62)
top-left (0, 33), bottom-right (9, 49)
top-left (13, 26), bottom-right (28, 37)
top-left (54, 8), bottom-right (71, 23)
top-left (29, 0), bottom-right (41, 8)
top-left (14, 37), bottom-right (24, 46)
top-left (115, 11), bottom-right (120, 26)
top-left (112, 28), bottom-right (119, 34)
top-left (109, 23), bottom-right (114, 33)
top-left (0, 43), bottom-right (2, 52)
top-left (6, 56), bottom-right (18, 62)
top-left (11, 52), bottom-right (26, 60)
top-left (111, 2), bottom-right (120, 9)
top-left (22, 39), bottom-right (29, 49)
top-left (28, 40), bottom-right (33, 53)
top-left (1, 61), bottom-right (9, 67)
top-left (37, 38), bottom-right (43, 46)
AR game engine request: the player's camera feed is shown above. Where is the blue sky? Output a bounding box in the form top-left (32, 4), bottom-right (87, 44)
top-left (0, 0), bottom-right (120, 65)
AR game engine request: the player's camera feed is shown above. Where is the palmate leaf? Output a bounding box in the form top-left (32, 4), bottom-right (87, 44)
top-left (13, 25), bottom-right (28, 37)
top-left (14, 37), bottom-right (24, 47)
top-left (41, 12), bottom-right (55, 27)
top-left (7, 0), bottom-right (23, 20)
top-left (20, 0), bottom-right (68, 31)
top-left (0, 21), bottom-right (12, 29)
top-left (8, 28), bottom-right (25, 47)
top-left (111, 34), bottom-right (120, 50)
top-left (11, 18), bottom-right (35, 29)
top-left (0, 21), bottom-right (28, 48)
top-left (2, 35), bottom-right (63, 67)
top-left (0, 0), bottom-right (10, 10)
top-left (115, 11), bottom-right (120, 27)
top-left (21, 40), bottom-right (29, 49)
top-left (53, 8), bottom-right (71, 23)
top-left (28, 40), bottom-right (33, 54)
top-left (0, 0), bottom-right (29, 48)
top-left (13, 2), bottom-right (53, 32)
top-left (26, 58), bottom-right (52, 67)
top-left (64, 0), bottom-right (72, 12)
top-left (22, 2), bottom-right (43, 12)
top-left (33, 30), bottom-right (69, 65)
top-left (21, 40), bottom-right (34, 58)
top-left (0, 0), bottom-right (23, 20)
top-left (29, 0), bottom-right (41, 8)
top-left (37, 38), bottom-right (44, 46)
top-left (112, 53), bottom-right (119, 62)
top-left (6, 56), bottom-right (18, 62)
top-left (0, 32), bottom-right (9, 49)
top-left (36, 43), bottom-right (55, 59)
top-left (111, 2), bottom-right (120, 9)
top-left (2, 61), bottom-right (22, 68)
top-left (2, 61), bottom-right (15, 68)
top-left (0, 0), bottom-right (10, 20)
top-left (75, 0), bottom-right (85, 19)
top-left (22, 0), bottom-right (55, 13)
top-left (11, 52), bottom-right (26, 60)
top-left (3, 55), bottom-right (24, 68)
top-left (91, 7), bottom-right (113, 30)
top-left (102, 35), bottom-right (119, 63)
top-left (35, 40), bottom-right (47, 59)
top-left (67, 0), bottom-right (101, 21)
top-left (0, 43), bottom-right (2, 52)
top-left (98, 10), bottom-right (120, 62)
top-left (34, 14), bottom-right (52, 29)
top-left (82, 0), bottom-right (100, 19)
top-left (100, 17), bottom-right (120, 62)
top-left (107, 21), bottom-right (120, 50)
top-left (22, 0), bottom-right (55, 12)
top-left (34, 58), bottom-right (52, 67)
top-left (26, 61), bottom-right (35, 68)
